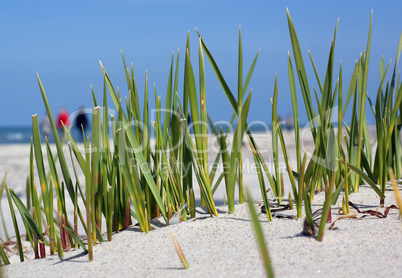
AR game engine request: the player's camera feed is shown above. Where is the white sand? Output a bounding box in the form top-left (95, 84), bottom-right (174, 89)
top-left (1, 130), bottom-right (402, 277)
top-left (2, 186), bottom-right (401, 278)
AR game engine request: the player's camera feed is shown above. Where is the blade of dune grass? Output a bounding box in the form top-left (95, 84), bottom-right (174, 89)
top-left (316, 173), bottom-right (336, 241)
top-left (249, 137), bottom-right (272, 221)
top-left (199, 38), bottom-right (209, 180)
top-left (143, 72), bottom-right (153, 221)
top-left (385, 84), bottom-right (402, 156)
top-left (276, 117), bottom-right (301, 217)
top-left (237, 26), bottom-right (244, 203)
top-left (186, 47), bottom-right (204, 164)
top-left (122, 51), bottom-right (141, 126)
top-left (308, 51), bottom-right (323, 94)
top-left (288, 52), bottom-right (301, 173)
top-left (63, 127), bottom-right (86, 172)
top-left (227, 91), bottom-right (252, 213)
top-left (219, 127), bottom-right (230, 198)
top-left (91, 107), bottom-right (102, 240)
top-left (286, 8), bottom-right (316, 139)
top-left (32, 115), bottom-right (51, 251)
top-left (28, 139), bottom-right (40, 258)
top-left (297, 151), bottom-right (307, 218)
top-left (303, 185), bottom-right (315, 235)
top-left (271, 74), bottom-right (281, 204)
top-left (0, 173), bottom-right (10, 240)
top-left (245, 187), bottom-right (275, 278)
top-left (238, 26), bottom-right (243, 105)
top-left (163, 53), bottom-right (174, 147)
top-left (91, 85), bottom-right (98, 107)
top-left (196, 28), bottom-right (238, 112)
top-left (353, 12), bottom-right (373, 192)
top-left (9, 188), bottom-right (42, 243)
top-left (342, 62), bottom-right (359, 119)
top-left (170, 232), bottom-right (190, 269)
top-left (5, 186), bottom-right (24, 262)
top-left (337, 159), bottom-right (385, 199)
top-left (62, 225), bottom-right (88, 253)
top-left (348, 67), bottom-right (360, 191)
top-left (0, 243), bottom-right (10, 265)
top-left (389, 169), bottom-right (402, 218)
top-left (338, 62), bottom-right (344, 178)
top-left (180, 38), bottom-right (195, 215)
top-left (183, 31), bottom-right (191, 118)
top-left (84, 136), bottom-right (93, 261)
top-left (211, 173), bottom-right (225, 195)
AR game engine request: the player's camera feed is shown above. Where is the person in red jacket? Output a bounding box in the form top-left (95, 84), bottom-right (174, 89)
top-left (56, 108), bottom-right (70, 139)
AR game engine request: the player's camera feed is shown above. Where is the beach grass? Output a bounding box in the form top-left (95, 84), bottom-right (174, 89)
top-left (0, 8), bottom-right (401, 269)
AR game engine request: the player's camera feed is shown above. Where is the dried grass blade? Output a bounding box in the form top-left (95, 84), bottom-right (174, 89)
top-left (170, 232), bottom-right (189, 269)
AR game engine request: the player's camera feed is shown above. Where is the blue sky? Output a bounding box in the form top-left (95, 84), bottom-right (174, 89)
top-left (1, 0), bottom-right (401, 127)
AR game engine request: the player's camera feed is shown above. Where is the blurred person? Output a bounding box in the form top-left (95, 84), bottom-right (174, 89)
top-left (40, 112), bottom-right (51, 142)
top-left (286, 114), bottom-right (294, 130)
top-left (56, 107), bottom-right (70, 139)
top-left (75, 107), bottom-right (89, 141)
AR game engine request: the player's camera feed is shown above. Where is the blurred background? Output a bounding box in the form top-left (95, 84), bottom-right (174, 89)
top-left (1, 0), bottom-right (401, 143)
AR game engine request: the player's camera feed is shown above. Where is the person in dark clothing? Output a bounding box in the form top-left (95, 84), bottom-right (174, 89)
top-left (75, 107), bottom-right (89, 141)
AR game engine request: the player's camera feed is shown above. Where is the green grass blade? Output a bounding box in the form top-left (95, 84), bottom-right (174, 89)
top-left (245, 187), bottom-right (275, 278)
top-left (5, 186), bottom-right (24, 262)
top-left (227, 91), bottom-right (252, 213)
top-left (238, 26), bottom-right (243, 104)
top-left (316, 172), bottom-right (336, 241)
top-left (242, 50), bottom-right (260, 97)
top-left (163, 54), bottom-right (174, 147)
top-left (84, 136), bottom-right (93, 261)
top-left (337, 159), bottom-right (385, 199)
top-left (196, 29), bottom-right (238, 112)
top-left (308, 51), bottom-right (323, 93)
top-left (286, 8), bottom-right (316, 139)
top-left (271, 74), bottom-right (280, 202)
top-left (249, 138), bottom-right (272, 221)
top-left (287, 53), bottom-right (301, 172)
top-left (32, 115), bottom-right (48, 209)
top-left (219, 127), bottom-right (230, 198)
top-left (211, 172), bottom-right (225, 195)
top-left (9, 188), bottom-right (41, 239)
top-left (303, 184), bottom-right (314, 235)
top-left (0, 244), bottom-right (10, 265)
top-left (0, 173), bottom-right (10, 240)
top-left (185, 48), bottom-right (203, 160)
top-left (199, 38), bottom-right (209, 173)
top-left (62, 225), bottom-right (88, 253)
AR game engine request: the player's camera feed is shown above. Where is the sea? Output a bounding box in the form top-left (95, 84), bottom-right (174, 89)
top-left (0, 126), bottom-right (84, 144)
top-left (0, 126), bottom-right (33, 144)
top-left (0, 123), bottom-right (275, 145)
